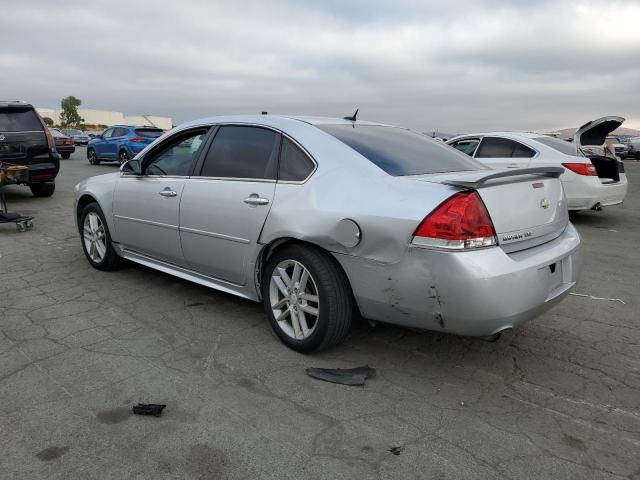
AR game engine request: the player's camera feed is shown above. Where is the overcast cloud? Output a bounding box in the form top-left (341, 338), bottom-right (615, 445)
top-left (1, 0), bottom-right (639, 132)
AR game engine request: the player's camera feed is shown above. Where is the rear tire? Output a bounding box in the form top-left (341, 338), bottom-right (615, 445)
top-left (262, 244), bottom-right (353, 353)
top-left (79, 202), bottom-right (124, 271)
top-left (29, 182), bottom-right (55, 197)
top-left (118, 149), bottom-right (129, 164)
top-left (61, 153), bottom-right (71, 159)
top-left (87, 148), bottom-right (100, 165)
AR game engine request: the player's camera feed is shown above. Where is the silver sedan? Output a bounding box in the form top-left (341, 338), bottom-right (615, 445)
top-left (74, 115), bottom-right (581, 352)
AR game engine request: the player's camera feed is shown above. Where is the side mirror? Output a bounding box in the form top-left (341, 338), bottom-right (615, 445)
top-left (121, 159), bottom-right (142, 175)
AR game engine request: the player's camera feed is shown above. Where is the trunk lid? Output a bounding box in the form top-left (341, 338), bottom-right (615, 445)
top-left (574, 116), bottom-right (624, 148)
top-left (411, 167), bottom-right (568, 253)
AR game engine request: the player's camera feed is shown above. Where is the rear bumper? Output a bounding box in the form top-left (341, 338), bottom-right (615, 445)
top-left (563, 174), bottom-right (628, 210)
top-left (56, 146), bottom-right (75, 154)
top-left (335, 223), bottom-right (581, 336)
top-left (24, 154), bottom-right (60, 182)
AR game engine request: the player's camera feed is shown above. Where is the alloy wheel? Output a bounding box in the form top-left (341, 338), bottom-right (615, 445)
top-left (269, 259), bottom-right (320, 340)
top-left (119, 150), bottom-right (129, 163)
top-left (83, 212), bottom-right (107, 263)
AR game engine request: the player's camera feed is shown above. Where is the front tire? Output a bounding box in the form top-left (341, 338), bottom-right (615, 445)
top-left (87, 148), bottom-right (100, 165)
top-left (79, 202), bottom-right (123, 271)
top-left (262, 244), bottom-right (353, 353)
top-left (29, 182), bottom-right (55, 197)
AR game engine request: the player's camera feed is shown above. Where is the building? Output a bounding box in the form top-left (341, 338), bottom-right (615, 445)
top-left (36, 107), bottom-right (172, 130)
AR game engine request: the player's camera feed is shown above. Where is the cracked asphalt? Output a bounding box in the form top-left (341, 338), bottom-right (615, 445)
top-left (1, 148), bottom-right (639, 479)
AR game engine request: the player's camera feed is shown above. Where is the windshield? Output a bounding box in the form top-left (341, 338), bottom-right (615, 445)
top-left (317, 124), bottom-right (486, 176)
top-left (533, 136), bottom-right (579, 156)
top-left (135, 128), bottom-right (163, 138)
top-left (0, 108), bottom-right (42, 132)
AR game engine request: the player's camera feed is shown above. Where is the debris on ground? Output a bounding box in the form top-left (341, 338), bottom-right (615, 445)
top-left (570, 293), bottom-right (626, 304)
top-left (305, 366), bottom-right (376, 386)
top-left (132, 403), bottom-right (166, 417)
top-left (388, 446), bottom-right (404, 455)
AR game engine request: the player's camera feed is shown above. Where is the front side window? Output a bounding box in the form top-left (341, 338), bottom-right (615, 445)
top-left (476, 137), bottom-right (535, 158)
top-left (102, 128), bottom-right (114, 139)
top-left (278, 138), bottom-right (315, 181)
top-left (144, 129), bottom-right (208, 176)
top-left (317, 124), bottom-right (485, 176)
top-left (200, 125), bottom-right (279, 179)
top-left (450, 138), bottom-right (480, 156)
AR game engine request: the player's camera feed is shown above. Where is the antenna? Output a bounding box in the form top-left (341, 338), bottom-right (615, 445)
top-left (344, 108), bottom-right (358, 121)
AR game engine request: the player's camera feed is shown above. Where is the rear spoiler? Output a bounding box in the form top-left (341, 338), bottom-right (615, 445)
top-left (441, 167), bottom-right (564, 189)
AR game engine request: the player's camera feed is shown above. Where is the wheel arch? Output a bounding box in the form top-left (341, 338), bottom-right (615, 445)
top-left (76, 194), bottom-right (99, 231)
top-left (255, 237), bottom-right (361, 315)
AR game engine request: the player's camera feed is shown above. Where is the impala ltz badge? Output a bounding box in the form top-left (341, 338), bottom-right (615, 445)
top-left (540, 198), bottom-right (551, 209)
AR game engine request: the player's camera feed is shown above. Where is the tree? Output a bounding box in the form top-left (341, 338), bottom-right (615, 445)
top-left (59, 96), bottom-right (84, 127)
top-left (42, 117), bottom-right (54, 127)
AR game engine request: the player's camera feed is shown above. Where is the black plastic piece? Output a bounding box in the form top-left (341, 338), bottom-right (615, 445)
top-left (343, 108), bottom-right (359, 121)
top-left (305, 365), bottom-right (376, 386)
top-left (132, 403), bottom-right (166, 417)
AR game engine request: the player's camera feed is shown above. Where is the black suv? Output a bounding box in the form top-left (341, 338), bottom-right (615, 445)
top-left (0, 101), bottom-right (60, 197)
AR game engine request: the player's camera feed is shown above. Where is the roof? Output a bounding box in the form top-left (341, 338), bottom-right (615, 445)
top-left (0, 101), bottom-right (34, 108)
top-left (176, 114), bottom-right (390, 131)
top-left (448, 131), bottom-right (546, 142)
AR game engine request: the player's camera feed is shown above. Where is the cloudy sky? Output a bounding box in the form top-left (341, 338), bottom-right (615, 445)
top-left (2, 0), bottom-right (639, 132)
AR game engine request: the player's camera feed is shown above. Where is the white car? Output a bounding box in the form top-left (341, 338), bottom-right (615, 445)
top-left (447, 116), bottom-right (628, 211)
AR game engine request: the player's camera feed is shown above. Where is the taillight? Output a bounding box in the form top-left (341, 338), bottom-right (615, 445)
top-left (562, 162), bottom-right (597, 176)
top-left (67, 138), bottom-right (75, 145)
top-left (129, 137), bottom-right (147, 143)
top-left (34, 111), bottom-right (56, 152)
top-left (412, 191), bottom-right (497, 250)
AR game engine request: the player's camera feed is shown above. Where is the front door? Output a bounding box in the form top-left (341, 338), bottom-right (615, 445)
top-left (113, 128), bottom-right (209, 265)
top-left (180, 125), bottom-right (279, 285)
top-left (95, 128), bottom-right (114, 158)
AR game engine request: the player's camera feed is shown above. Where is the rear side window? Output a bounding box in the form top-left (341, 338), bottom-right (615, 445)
top-left (114, 128), bottom-right (129, 137)
top-left (135, 128), bottom-right (163, 138)
top-left (533, 136), bottom-right (578, 156)
top-left (317, 124), bottom-right (484, 176)
top-left (476, 137), bottom-right (535, 158)
top-left (278, 138), bottom-right (315, 181)
top-left (200, 126), bottom-right (279, 179)
top-left (0, 108), bottom-right (42, 132)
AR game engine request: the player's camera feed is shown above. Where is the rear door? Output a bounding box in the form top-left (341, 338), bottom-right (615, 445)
top-left (113, 127), bottom-right (209, 265)
top-left (474, 136), bottom-right (536, 169)
top-left (180, 125), bottom-right (279, 284)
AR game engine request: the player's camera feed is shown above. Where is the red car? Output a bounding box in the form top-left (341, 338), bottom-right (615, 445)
top-left (49, 128), bottom-right (75, 159)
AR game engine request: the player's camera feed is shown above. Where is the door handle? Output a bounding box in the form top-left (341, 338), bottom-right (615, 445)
top-left (159, 188), bottom-right (177, 197)
top-left (506, 163), bottom-right (520, 168)
top-left (244, 194), bottom-right (270, 206)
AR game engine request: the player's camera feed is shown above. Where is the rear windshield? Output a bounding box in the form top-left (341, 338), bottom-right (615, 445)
top-left (0, 108), bottom-right (42, 132)
top-left (533, 136), bottom-right (579, 156)
top-left (317, 124), bottom-right (485, 176)
top-left (64, 129), bottom-right (83, 135)
top-left (49, 128), bottom-right (65, 138)
top-left (135, 128), bottom-right (163, 138)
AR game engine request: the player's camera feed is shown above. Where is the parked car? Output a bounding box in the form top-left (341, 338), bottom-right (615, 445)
top-left (0, 101), bottom-right (59, 197)
top-left (61, 129), bottom-right (90, 145)
top-left (626, 136), bottom-right (640, 159)
top-left (87, 125), bottom-right (164, 165)
top-left (49, 128), bottom-right (75, 159)
top-left (75, 115), bottom-right (581, 352)
top-left (447, 116), bottom-right (628, 211)
top-left (605, 136), bottom-right (629, 159)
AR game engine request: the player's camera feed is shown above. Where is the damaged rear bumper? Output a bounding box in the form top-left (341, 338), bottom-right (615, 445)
top-left (334, 223), bottom-right (582, 337)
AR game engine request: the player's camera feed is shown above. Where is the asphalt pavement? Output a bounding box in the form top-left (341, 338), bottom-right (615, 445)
top-left (1, 147), bottom-right (639, 479)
